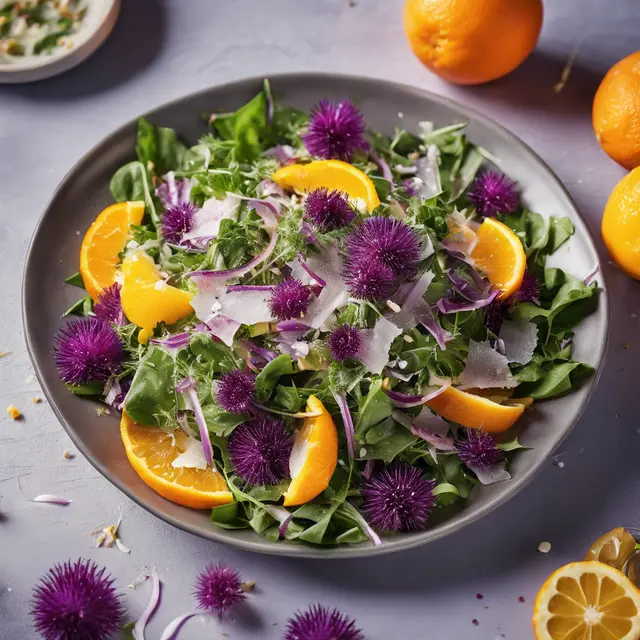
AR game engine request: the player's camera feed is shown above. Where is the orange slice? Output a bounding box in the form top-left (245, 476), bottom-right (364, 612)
top-left (272, 160), bottom-right (381, 212)
top-left (282, 395), bottom-right (338, 507)
top-left (120, 412), bottom-right (233, 509)
top-left (470, 217), bottom-right (526, 300)
top-left (533, 561), bottom-right (640, 640)
top-left (121, 250), bottom-right (193, 344)
top-left (79, 201), bottom-right (145, 301)
top-left (426, 386), bottom-right (529, 433)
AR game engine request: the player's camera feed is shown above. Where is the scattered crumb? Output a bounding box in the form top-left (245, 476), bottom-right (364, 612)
top-left (32, 397), bottom-right (42, 404)
top-left (359, 447), bottom-right (367, 457)
top-left (518, 596), bottom-right (526, 603)
top-left (552, 457), bottom-right (564, 468)
top-left (96, 407), bottom-right (111, 417)
top-left (128, 569), bottom-right (150, 590)
top-left (398, 111), bottom-right (404, 118)
top-left (6, 405), bottom-right (22, 420)
top-left (403, 335), bottom-right (414, 343)
top-left (476, 593), bottom-right (484, 600)
top-left (75, 230), bottom-right (81, 236)
top-left (622, 343), bottom-right (630, 350)
top-left (270, 267), bottom-right (282, 276)
top-left (553, 49), bottom-right (578, 94)
top-left (397, 360), bottom-right (408, 370)
top-left (386, 300), bottom-right (402, 313)
top-left (0, 351), bottom-right (10, 358)
top-left (538, 541), bottom-right (552, 554)
top-left (95, 533), bottom-right (106, 548)
top-left (241, 581), bottom-right (256, 593)
top-left (472, 619), bottom-right (479, 626)
top-left (484, 604), bottom-right (489, 610)
top-left (63, 449), bottom-right (74, 460)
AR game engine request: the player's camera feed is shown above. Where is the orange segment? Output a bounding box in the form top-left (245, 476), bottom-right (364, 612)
top-left (79, 201), bottom-right (145, 301)
top-left (470, 217), bottom-right (526, 299)
top-left (533, 561), bottom-right (640, 640)
top-left (272, 160), bottom-right (381, 212)
top-left (120, 412), bottom-right (233, 509)
top-left (426, 386), bottom-right (529, 433)
top-left (282, 395), bottom-right (338, 507)
top-left (121, 250), bottom-right (193, 344)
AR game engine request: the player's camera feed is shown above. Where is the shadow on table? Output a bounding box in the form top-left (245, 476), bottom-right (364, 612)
top-left (3, 0), bottom-right (166, 100)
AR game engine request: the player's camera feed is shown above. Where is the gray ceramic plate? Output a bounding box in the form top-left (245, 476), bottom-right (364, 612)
top-left (22, 73), bottom-right (609, 558)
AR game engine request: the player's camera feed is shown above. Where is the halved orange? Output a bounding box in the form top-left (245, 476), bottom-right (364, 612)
top-left (121, 250), bottom-right (193, 344)
top-left (282, 395), bottom-right (338, 507)
top-left (426, 386), bottom-right (529, 433)
top-left (120, 412), bottom-right (233, 509)
top-left (79, 201), bottom-right (145, 301)
top-left (533, 561), bottom-right (640, 640)
top-left (272, 160), bottom-right (381, 212)
top-left (470, 217), bottom-right (526, 299)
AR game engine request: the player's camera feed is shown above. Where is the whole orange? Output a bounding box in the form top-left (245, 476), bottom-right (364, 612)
top-left (403, 0), bottom-right (543, 85)
top-left (602, 167), bottom-right (640, 279)
top-left (593, 51), bottom-right (640, 170)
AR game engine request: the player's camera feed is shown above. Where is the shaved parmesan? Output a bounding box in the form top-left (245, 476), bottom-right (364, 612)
top-left (171, 436), bottom-right (208, 470)
top-left (458, 340), bottom-right (518, 389)
top-left (500, 320), bottom-right (538, 364)
top-left (182, 194), bottom-right (240, 243)
top-left (468, 461), bottom-right (511, 485)
top-left (358, 317), bottom-right (402, 374)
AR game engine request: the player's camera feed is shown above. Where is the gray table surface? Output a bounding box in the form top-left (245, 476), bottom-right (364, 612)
top-left (2, 1), bottom-right (640, 638)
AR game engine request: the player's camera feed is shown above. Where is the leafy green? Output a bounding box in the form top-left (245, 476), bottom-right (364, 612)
top-left (255, 355), bottom-right (294, 402)
top-left (62, 296), bottom-right (93, 318)
top-left (515, 361), bottom-right (593, 399)
top-left (110, 161), bottom-right (159, 227)
top-left (355, 379), bottom-right (393, 436)
top-left (135, 119), bottom-right (187, 176)
top-left (65, 272), bottom-right (85, 289)
top-left (361, 418), bottom-right (417, 462)
top-left (33, 17), bottom-right (73, 54)
top-left (66, 381), bottom-right (104, 396)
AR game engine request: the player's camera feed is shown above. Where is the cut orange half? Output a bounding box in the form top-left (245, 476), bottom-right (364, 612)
top-left (470, 217), bottom-right (526, 300)
top-left (282, 395), bottom-right (338, 507)
top-left (120, 412), bottom-right (233, 509)
top-left (121, 250), bottom-right (193, 344)
top-left (272, 160), bottom-right (381, 212)
top-left (79, 201), bottom-right (145, 301)
top-left (533, 561), bottom-right (640, 640)
top-left (426, 386), bottom-right (529, 433)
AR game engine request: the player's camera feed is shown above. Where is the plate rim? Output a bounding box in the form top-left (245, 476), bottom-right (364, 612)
top-left (22, 72), bottom-right (610, 558)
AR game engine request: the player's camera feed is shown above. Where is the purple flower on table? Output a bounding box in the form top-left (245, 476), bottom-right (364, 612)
top-left (344, 259), bottom-right (395, 301)
top-left (161, 202), bottom-right (197, 244)
top-left (456, 428), bottom-right (503, 469)
top-left (304, 188), bottom-right (355, 231)
top-left (194, 563), bottom-right (246, 618)
top-left (327, 325), bottom-right (362, 361)
top-left (31, 559), bottom-right (123, 640)
top-left (283, 604), bottom-right (364, 640)
top-left (216, 369), bottom-right (256, 414)
top-left (53, 317), bottom-right (124, 385)
top-left (303, 100), bottom-right (367, 161)
top-left (228, 415), bottom-right (293, 485)
top-left (94, 283), bottom-right (126, 325)
top-left (269, 279), bottom-right (312, 321)
top-left (362, 463), bottom-right (435, 532)
top-left (468, 171), bottom-right (520, 218)
top-left (345, 216), bottom-right (421, 276)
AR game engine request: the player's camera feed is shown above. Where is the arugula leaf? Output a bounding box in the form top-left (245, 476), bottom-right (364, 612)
top-left (62, 296), bottom-right (93, 318)
top-left (66, 381), bottom-right (104, 396)
top-left (201, 404), bottom-right (245, 437)
top-left (255, 354), bottom-right (294, 402)
top-left (355, 378), bottom-right (393, 436)
top-left (65, 272), bottom-right (85, 289)
top-left (135, 119), bottom-right (187, 176)
top-left (110, 161), bottom-right (159, 227)
top-left (210, 502), bottom-right (248, 529)
top-left (272, 385), bottom-right (306, 413)
top-left (515, 361), bottom-right (593, 399)
top-left (361, 417), bottom-right (417, 463)
top-left (188, 333), bottom-right (240, 375)
top-left (328, 362), bottom-right (366, 394)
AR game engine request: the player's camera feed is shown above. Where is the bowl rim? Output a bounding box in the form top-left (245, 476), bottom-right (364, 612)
top-left (22, 72), bottom-right (610, 558)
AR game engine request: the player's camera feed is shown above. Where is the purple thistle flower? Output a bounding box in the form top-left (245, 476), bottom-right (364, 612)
top-left (485, 301), bottom-right (507, 336)
top-left (269, 279), bottom-right (312, 321)
top-left (304, 188), bottom-right (356, 231)
top-left (345, 216), bottom-right (421, 276)
top-left (402, 178), bottom-right (418, 197)
top-left (94, 284), bottom-right (126, 326)
top-left (161, 202), bottom-right (197, 244)
top-left (53, 317), bottom-right (124, 386)
top-left (512, 270), bottom-right (540, 303)
top-left (456, 429), bottom-right (504, 469)
top-left (344, 259), bottom-right (395, 301)
top-left (303, 100), bottom-right (367, 161)
top-left (362, 463), bottom-right (436, 532)
top-left (155, 174), bottom-right (191, 207)
top-left (216, 369), bottom-right (256, 414)
top-left (31, 558), bottom-right (123, 640)
top-left (194, 564), bottom-right (246, 617)
top-left (327, 325), bottom-right (362, 361)
top-left (468, 171), bottom-right (520, 218)
top-left (284, 604), bottom-right (364, 640)
top-left (228, 414), bottom-right (293, 485)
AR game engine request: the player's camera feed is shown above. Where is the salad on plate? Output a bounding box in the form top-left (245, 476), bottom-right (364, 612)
top-left (54, 80), bottom-right (599, 547)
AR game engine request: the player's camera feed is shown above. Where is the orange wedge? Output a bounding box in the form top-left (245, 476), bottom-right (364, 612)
top-left (79, 201), bottom-right (145, 301)
top-left (282, 395), bottom-right (338, 507)
top-left (120, 412), bottom-right (233, 509)
top-left (426, 386), bottom-right (529, 433)
top-left (470, 217), bottom-right (526, 300)
top-left (533, 561), bottom-right (640, 640)
top-left (272, 160), bottom-right (381, 212)
top-left (121, 250), bottom-right (193, 344)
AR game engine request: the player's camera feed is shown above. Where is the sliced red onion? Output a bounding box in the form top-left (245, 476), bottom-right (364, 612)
top-left (276, 320), bottom-right (310, 332)
top-left (251, 345), bottom-right (277, 362)
top-left (370, 152), bottom-right (393, 185)
top-left (256, 178), bottom-right (286, 199)
top-left (300, 221), bottom-right (319, 245)
top-left (468, 461), bottom-right (511, 485)
top-left (411, 405), bottom-right (450, 437)
top-left (458, 340), bottom-right (518, 389)
top-left (333, 390), bottom-right (355, 459)
top-left (384, 379), bottom-right (450, 408)
top-left (104, 378), bottom-right (123, 408)
top-left (362, 459), bottom-right (375, 480)
top-left (178, 378), bottom-right (214, 467)
top-left (159, 613), bottom-right (204, 640)
top-left (417, 305), bottom-right (453, 350)
top-left (583, 264), bottom-right (599, 286)
top-left (204, 314), bottom-right (241, 346)
top-left (264, 145), bottom-right (296, 164)
top-left (341, 501), bottom-right (382, 546)
top-left (31, 494), bottom-right (72, 505)
top-left (437, 289), bottom-right (499, 314)
top-left (358, 317), bottom-right (402, 375)
top-left (410, 424), bottom-right (456, 451)
top-left (226, 284), bottom-right (275, 293)
top-left (446, 269), bottom-right (487, 302)
top-left (149, 332), bottom-right (191, 350)
top-left (266, 505), bottom-right (293, 539)
top-left (415, 145), bottom-right (442, 199)
top-left (297, 253), bottom-right (327, 287)
top-left (133, 567), bottom-right (161, 640)
top-left (387, 369), bottom-right (416, 382)
top-left (441, 244), bottom-right (477, 267)
top-left (183, 195), bottom-right (240, 244)
top-left (247, 197), bottom-right (281, 223)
